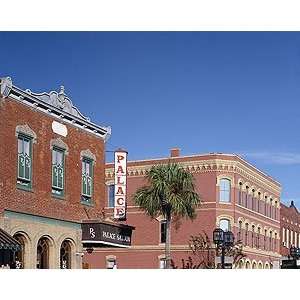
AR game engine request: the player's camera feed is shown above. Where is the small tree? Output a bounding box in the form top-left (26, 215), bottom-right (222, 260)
top-left (133, 163), bottom-right (201, 269)
top-left (171, 231), bottom-right (246, 269)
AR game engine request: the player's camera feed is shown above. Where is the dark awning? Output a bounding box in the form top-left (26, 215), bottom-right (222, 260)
top-left (81, 220), bottom-right (135, 248)
top-left (0, 228), bottom-right (21, 251)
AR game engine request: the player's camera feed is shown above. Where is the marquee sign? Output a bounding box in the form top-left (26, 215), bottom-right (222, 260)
top-left (114, 149), bottom-right (128, 220)
top-left (81, 222), bottom-right (134, 248)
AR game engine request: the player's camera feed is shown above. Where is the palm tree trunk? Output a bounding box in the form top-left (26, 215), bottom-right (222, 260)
top-left (165, 211), bottom-right (171, 269)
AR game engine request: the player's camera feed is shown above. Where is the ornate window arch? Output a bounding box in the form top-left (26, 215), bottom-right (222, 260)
top-left (15, 124), bottom-right (37, 142)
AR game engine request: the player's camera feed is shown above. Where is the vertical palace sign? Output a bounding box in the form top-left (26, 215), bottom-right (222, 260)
top-left (114, 149), bottom-right (128, 220)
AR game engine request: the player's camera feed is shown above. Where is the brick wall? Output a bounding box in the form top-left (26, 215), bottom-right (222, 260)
top-left (0, 95), bottom-right (106, 222)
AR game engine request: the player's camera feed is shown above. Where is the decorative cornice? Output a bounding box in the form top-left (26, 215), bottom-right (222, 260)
top-left (80, 149), bottom-right (96, 162)
top-left (15, 124), bottom-right (37, 142)
top-left (105, 158), bottom-right (281, 196)
top-left (0, 76), bottom-right (111, 141)
top-left (28, 85), bottom-right (89, 121)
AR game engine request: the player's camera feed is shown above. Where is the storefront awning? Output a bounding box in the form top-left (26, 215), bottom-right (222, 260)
top-left (81, 220), bottom-right (135, 248)
top-left (0, 228), bottom-right (21, 251)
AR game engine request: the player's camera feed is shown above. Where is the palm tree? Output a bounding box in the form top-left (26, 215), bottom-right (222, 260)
top-left (133, 162), bottom-right (201, 269)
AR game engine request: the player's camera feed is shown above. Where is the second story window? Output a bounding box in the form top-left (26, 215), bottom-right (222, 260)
top-left (82, 158), bottom-right (93, 202)
top-left (52, 147), bottom-right (65, 197)
top-left (219, 179), bottom-right (230, 202)
top-left (238, 182), bottom-right (243, 205)
top-left (108, 184), bottom-right (115, 207)
top-left (17, 135), bottom-right (32, 189)
top-left (245, 186), bottom-right (249, 208)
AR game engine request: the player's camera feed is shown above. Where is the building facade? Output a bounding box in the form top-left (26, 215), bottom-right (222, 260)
top-left (280, 201), bottom-right (300, 260)
top-left (0, 76), bottom-right (111, 268)
top-left (83, 148), bottom-right (282, 269)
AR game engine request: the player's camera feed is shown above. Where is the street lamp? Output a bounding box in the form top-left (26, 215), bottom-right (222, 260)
top-left (213, 228), bottom-right (235, 269)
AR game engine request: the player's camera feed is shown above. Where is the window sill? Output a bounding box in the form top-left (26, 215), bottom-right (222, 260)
top-left (52, 194), bottom-right (65, 200)
top-left (16, 184), bottom-right (33, 193)
top-left (81, 200), bottom-right (94, 207)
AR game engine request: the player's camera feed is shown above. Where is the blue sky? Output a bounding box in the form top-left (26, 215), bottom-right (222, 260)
top-left (1, 32), bottom-right (300, 206)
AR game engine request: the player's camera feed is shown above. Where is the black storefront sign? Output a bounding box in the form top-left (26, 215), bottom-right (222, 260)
top-left (82, 222), bottom-right (134, 248)
top-left (281, 259), bottom-right (300, 269)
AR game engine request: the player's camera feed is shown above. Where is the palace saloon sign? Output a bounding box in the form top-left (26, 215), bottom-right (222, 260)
top-left (114, 150), bottom-right (128, 220)
top-left (82, 222), bottom-right (134, 247)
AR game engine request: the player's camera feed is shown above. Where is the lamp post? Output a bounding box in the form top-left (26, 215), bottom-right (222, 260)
top-left (213, 228), bottom-right (235, 269)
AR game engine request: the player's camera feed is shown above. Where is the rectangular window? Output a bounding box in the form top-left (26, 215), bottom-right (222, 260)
top-left (52, 147), bottom-right (65, 197)
top-left (219, 179), bottom-right (230, 202)
top-left (17, 135), bottom-right (32, 189)
top-left (108, 184), bottom-right (115, 207)
top-left (160, 221), bottom-right (167, 244)
top-left (82, 158), bottom-right (93, 202)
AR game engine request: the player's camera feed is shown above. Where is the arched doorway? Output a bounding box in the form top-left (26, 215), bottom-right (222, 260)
top-left (252, 261), bottom-right (257, 269)
top-left (60, 240), bottom-right (72, 269)
top-left (265, 262), bottom-right (270, 269)
top-left (36, 237), bottom-right (50, 269)
top-left (13, 233), bottom-right (27, 269)
top-left (258, 262), bottom-right (263, 269)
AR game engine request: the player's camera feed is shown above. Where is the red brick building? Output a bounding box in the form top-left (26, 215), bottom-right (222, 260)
top-left (280, 201), bottom-right (300, 260)
top-left (84, 148), bottom-right (281, 269)
top-left (0, 76), bottom-right (111, 268)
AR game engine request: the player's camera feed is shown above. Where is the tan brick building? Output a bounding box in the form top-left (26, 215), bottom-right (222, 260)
top-left (0, 76), bottom-right (111, 268)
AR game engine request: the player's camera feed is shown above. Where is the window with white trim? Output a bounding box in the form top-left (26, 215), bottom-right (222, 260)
top-left (17, 134), bottom-right (32, 189)
top-left (82, 157), bottom-right (93, 203)
top-left (52, 147), bottom-right (65, 197)
top-left (219, 179), bottom-right (230, 202)
top-left (219, 219), bottom-right (230, 232)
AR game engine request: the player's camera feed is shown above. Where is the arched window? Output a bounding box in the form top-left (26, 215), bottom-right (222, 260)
top-left (245, 186), bottom-right (249, 208)
top-left (264, 229), bottom-right (267, 250)
top-left (252, 261), bottom-right (257, 269)
top-left (257, 192), bottom-right (261, 213)
top-left (274, 232), bottom-right (277, 251)
top-left (13, 233), bottom-right (27, 269)
top-left (108, 184), bottom-right (115, 207)
top-left (257, 227), bottom-right (261, 248)
top-left (36, 237), bottom-right (50, 269)
top-left (269, 231), bottom-right (273, 251)
top-left (245, 261), bottom-right (251, 269)
top-left (60, 240), bottom-right (72, 269)
top-left (252, 189), bottom-right (255, 211)
top-left (264, 196), bottom-right (268, 216)
top-left (219, 179), bottom-right (231, 202)
top-left (238, 182), bottom-right (243, 205)
top-left (251, 225), bottom-right (255, 248)
top-left (282, 227), bottom-right (285, 246)
top-left (238, 260), bottom-right (244, 269)
top-left (219, 219), bottom-right (230, 232)
top-left (238, 221), bottom-right (242, 241)
top-left (245, 223), bottom-right (249, 246)
top-left (270, 199), bottom-right (273, 218)
top-left (286, 229), bottom-right (290, 248)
